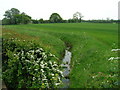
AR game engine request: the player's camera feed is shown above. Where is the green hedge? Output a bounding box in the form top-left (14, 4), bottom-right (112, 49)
top-left (2, 38), bottom-right (63, 88)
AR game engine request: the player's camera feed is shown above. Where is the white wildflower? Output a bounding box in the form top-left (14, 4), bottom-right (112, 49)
top-left (114, 57), bottom-right (120, 60)
top-left (58, 76), bottom-right (61, 82)
top-left (53, 64), bottom-right (58, 67)
top-left (49, 53), bottom-right (53, 56)
top-left (43, 55), bottom-right (47, 59)
top-left (35, 69), bottom-right (38, 71)
top-left (37, 58), bottom-right (41, 62)
top-left (36, 60), bottom-right (40, 63)
top-left (59, 71), bottom-right (63, 74)
top-left (49, 61), bottom-right (52, 65)
top-left (102, 82), bottom-right (104, 83)
top-left (29, 50), bottom-right (34, 53)
top-left (30, 55), bottom-right (34, 59)
top-left (108, 57), bottom-right (114, 60)
top-left (21, 51), bottom-right (24, 56)
top-left (41, 64), bottom-right (44, 68)
top-left (52, 55), bottom-right (56, 57)
top-left (36, 49), bottom-right (41, 53)
top-left (21, 57), bottom-right (25, 60)
top-left (54, 61), bottom-right (56, 64)
top-left (51, 74), bottom-right (54, 76)
top-left (41, 61), bottom-right (44, 64)
top-left (25, 60), bottom-right (30, 63)
top-left (42, 52), bottom-right (46, 55)
top-left (52, 68), bottom-right (57, 72)
top-left (14, 54), bottom-right (17, 56)
top-left (41, 69), bottom-right (44, 73)
top-left (55, 83), bottom-right (60, 86)
top-left (33, 77), bottom-right (36, 81)
top-left (39, 48), bottom-right (43, 51)
top-left (42, 79), bottom-right (47, 81)
top-left (44, 62), bottom-right (47, 65)
top-left (111, 49), bottom-right (120, 52)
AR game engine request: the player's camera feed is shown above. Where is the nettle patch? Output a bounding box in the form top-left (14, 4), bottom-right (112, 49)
top-left (2, 38), bottom-right (63, 88)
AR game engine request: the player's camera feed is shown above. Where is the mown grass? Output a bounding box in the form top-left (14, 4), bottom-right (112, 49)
top-left (3, 23), bottom-right (118, 88)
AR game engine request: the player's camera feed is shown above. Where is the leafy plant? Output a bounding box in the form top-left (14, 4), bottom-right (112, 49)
top-left (2, 38), bottom-right (63, 88)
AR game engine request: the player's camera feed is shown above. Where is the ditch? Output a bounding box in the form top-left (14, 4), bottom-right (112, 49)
top-left (61, 47), bottom-right (72, 88)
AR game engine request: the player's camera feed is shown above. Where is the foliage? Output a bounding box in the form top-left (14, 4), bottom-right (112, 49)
top-left (4, 8), bottom-right (20, 19)
top-left (3, 8), bottom-right (20, 24)
top-left (2, 8), bottom-right (31, 25)
top-left (20, 13), bottom-right (31, 24)
top-left (73, 12), bottom-right (83, 22)
top-left (2, 38), bottom-right (63, 88)
top-left (2, 18), bottom-right (11, 25)
top-left (49, 13), bottom-right (63, 23)
top-left (39, 18), bottom-right (44, 23)
top-left (68, 19), bottom-right (77, 23)
top-left (32, 19), bottom-right (39, 24)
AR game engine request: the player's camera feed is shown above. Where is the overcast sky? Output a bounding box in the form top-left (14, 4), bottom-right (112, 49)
top-left (0, 0), bottom-right (119, 20)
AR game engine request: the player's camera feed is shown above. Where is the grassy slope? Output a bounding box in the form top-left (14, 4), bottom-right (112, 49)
top-left (3, 23), bottom-right (118, 88)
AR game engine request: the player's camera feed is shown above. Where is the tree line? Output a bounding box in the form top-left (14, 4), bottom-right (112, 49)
top-left (2, 8), bottom-right (119, 25)
top-left (2, 8), bottom-right (31, 25)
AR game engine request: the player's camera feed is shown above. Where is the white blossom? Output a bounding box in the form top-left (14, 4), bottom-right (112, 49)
top-left (30, 55), bottom-right (34, 59)
top-left (51, 74), bottom-right (54, 76)
top-left (111, 49), bottom-right (120, 52)
top-left (41, 69), bottom-right (44, 73)
top-left (33, 77), bottom-right (36, 81)
top-left (55, 83), bottom-right (60, 86)
top-left (25, 60), bottom-right (30, 63)
top-left (108, 57), bottom-right (114, 60)
top-left (35, 69), bottom-right (38, 71)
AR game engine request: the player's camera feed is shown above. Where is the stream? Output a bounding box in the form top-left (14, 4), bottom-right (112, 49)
top-left (61, 47), bottom-right (72, 88)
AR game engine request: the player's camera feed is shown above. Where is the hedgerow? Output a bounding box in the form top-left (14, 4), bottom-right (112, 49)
top-left (2, 38), bottom-right (63, 88)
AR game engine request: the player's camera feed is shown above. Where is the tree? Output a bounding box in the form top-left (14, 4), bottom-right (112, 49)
top-left (20, 12), bottom-right (31, 24)
top-left (68, 19), bottom-right (75, 23)
top-left (32, 19), bottom-right (39, 24)
top-left (4, 8), bottom-right (20, 24)
top-left (73, 12), bottom-right (83, 22)
top-left (2, 18), bottom-right (11, 25)
top-left (4, 8), bottom-right (20, 19)
top-left (49, 13), bottom-right (62, 23)
top-left (39, 18), bottom-right (44, 23)
top-left (2, 8), bottom-right (31, 25)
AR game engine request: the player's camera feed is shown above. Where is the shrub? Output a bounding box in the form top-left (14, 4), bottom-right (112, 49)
top-left (2, 38), bottom-right (63, 88)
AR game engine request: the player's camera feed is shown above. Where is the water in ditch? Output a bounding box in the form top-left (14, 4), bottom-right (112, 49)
top-left (61, 47), bottom-right (72, 88)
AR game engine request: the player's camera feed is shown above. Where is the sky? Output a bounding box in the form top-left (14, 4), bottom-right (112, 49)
top-left (0, 0), bottom-right (119, 20)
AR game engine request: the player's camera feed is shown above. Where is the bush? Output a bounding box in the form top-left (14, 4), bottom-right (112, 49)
top-left (2, 38), bottom-right (63, 88)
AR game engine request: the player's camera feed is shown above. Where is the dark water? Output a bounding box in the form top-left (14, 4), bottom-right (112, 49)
top-left (61, 48), bottom-right (72, 88)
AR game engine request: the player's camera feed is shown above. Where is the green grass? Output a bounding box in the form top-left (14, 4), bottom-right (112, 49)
top-left (3, 23), bottom-right (118, 88)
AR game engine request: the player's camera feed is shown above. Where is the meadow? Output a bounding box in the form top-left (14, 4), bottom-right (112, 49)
top-left (3, 23), bottom-right (119, 88)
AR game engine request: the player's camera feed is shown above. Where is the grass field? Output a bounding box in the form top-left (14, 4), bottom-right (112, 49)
top-left (3, 23), bottom-right (119, 88)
